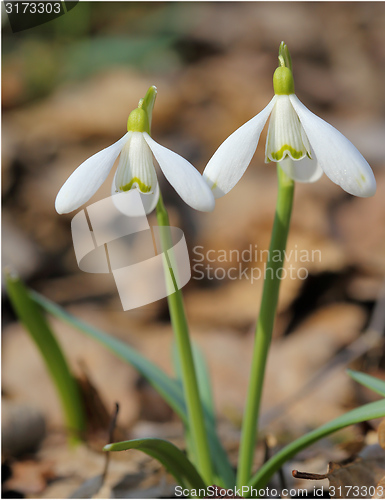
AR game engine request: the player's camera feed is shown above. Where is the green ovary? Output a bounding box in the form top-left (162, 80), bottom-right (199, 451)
top-left (120, 177), bottom-right (152, 193)
top-left (269, 145), bottom-right (310, 162)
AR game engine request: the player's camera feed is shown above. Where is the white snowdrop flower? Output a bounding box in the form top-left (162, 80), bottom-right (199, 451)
top-left (203, 43), bottom-right (376, 198)
top-left (55, 86), bottom-right (215, 215)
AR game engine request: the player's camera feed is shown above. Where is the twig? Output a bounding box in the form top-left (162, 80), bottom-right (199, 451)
top-left (102, 402), bottom-right (119, 480)
top-left (292, 470), bottom-right (328, 480)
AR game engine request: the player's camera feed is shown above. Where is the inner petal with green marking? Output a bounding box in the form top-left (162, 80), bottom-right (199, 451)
top-left (265, 94), bottom-right (311, 163)
top-left (115, 132), bottom-right (157, 194)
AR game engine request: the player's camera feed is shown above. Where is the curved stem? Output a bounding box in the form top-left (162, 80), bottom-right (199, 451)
top-left (236, 165), bottom-right (295, 488)
top-left (156, 191), bottom-right (214, 486)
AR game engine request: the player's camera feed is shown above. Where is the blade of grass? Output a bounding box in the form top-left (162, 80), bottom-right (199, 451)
top-left (5, 271), bottom-right (85, 443)
top-left (31, 290), bottom-right (186, 418)
top-left (31, 290), bottom-right (235, 487)
top-left (347, 369), bottom-right (385, 397)
top-left (104, 438), bottom-right (206, 490)
top-left (172, 342), bottom-right (229, 487)
top-left (247, 399), bottom-right (385, 495)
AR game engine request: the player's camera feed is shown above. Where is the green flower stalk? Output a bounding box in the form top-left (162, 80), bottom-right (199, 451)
top-left (202, 41), bottom-right (376, 486)
top-left (236, 165), bottom-right (294, 488)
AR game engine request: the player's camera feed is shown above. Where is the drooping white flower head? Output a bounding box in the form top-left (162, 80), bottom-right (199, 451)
top-left (203, 42), bottom-right (376, 198)
top-left (55, 86), bottom-right (215, 215)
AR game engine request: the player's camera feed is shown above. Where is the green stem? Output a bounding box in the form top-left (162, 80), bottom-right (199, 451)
top-left (236, 165), bottom-right (295, 488)
top-left (156, 191), bottom-right (214, 486)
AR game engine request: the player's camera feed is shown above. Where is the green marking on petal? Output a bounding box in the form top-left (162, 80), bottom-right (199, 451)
top-left (120, 177), bottom-right (152, 193)
top-left (356, 173), bottom-right (367, 189)
top-left (269, 145), bottom-right (309, 162)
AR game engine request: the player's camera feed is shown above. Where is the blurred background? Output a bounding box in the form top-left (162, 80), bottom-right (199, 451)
top-left (2, 2), bottom-right (385, 497)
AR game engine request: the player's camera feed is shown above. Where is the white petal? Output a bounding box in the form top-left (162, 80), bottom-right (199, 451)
top-left (290, 95), bottom-right (376, 197)
top-left (279, 155), bottom-right (323, 183)
top-left (111, 172), bottom-right (160, 215)
top-left (55, 133), bottom-right (130, 214)
top-left (115, 132), bottom-right (158, 194)
top-left (202, 98), bottom-right (276, 198)
top-left (143, 133), bottom-right (215, 212)
top-left (265, 95), bottom-right (311, 163)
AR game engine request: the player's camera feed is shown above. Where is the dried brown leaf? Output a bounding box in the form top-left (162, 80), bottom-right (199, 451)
top-left (293, 446), bottom-right (385, 499)
top-left (372, 476), bottom-right (385, 499)
top-left (4, 459), bottom-right (55, 495)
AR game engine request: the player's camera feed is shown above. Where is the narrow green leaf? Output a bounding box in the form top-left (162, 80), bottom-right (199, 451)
top-left (104, 438), bottom-right (206, 490)
top-left (192, 345), bottom-right (235, 486)
top-left (31, 291), bottom-right (236, 488)
top-left (248, 399), bottom-right (385, 495)
top-left (173, 341), bottom-right (232, 487)
top-left (172, 342), bottom-right (216, 450)
top-left (347, 369), bottom-right (385, 397)
top-left (5, 272), bottom-right (85, 443)
top-left (31, 291), bottom-right (187, 419)
top-left (192, 343), bottom-right (216, 427)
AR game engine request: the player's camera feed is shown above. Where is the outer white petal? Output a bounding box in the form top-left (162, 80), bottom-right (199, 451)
top-left (290, 95), bottom-right (376, 197)
top-left (202, 97), bottom-right (276, 198)
top-left (143, 133), bottom-right (215, 212)
top-left (279, 155), bottom-right (323, 183)
top-left (111, 172), bottom-right (160, 215)
top-left (55, 133), bottom-right (130, 214)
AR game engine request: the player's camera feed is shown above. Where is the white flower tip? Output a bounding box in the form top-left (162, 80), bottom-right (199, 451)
top-left (354, 173), bottom-right (376, 198)
top-left (55, 192), bottom-right (74, 214)
top-left (200, 191), bottom-right (216, 212)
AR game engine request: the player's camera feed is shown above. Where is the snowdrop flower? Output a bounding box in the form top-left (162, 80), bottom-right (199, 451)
top-left (203, 42), bottom-right (376, 198)
top-left (55, 86), bottom-right (215, 215)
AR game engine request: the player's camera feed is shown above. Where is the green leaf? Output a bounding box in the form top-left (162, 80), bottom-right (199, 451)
top-left (104, 438), bottom-right (206, 490)
top-left (5, 272), bottom-right (85, 443)
top-left (248, 399), bottom-right (385, 495)
top-left (31, 291), bottom-right (186, 419)
top-left (190, 344), bottom-right (234, 487)
top-left (192, 343), bottom-right (216, 427)
top-left (31, 291), bottom-right (235, 487)
top-left (173, 341), bottom-right (225, 476)
top-left (172, 341), bottom-right (215, 430)
top-left (347, 369), bottom-right (385, 397)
